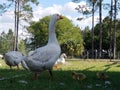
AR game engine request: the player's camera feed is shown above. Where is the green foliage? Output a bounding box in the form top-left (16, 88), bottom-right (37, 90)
top-left (0, 29), bottom-right (14, 54)
top-left (19, 0), bottom-right (39, 22)
top-left (83, 16), bottom-right (120, 53)
top-left (82, 26), bottom-right (92, 50)
top-left (73, 0), bottom-right (103, 17)
top-left (28, 16), bottom-right (49, 48)
top-left (18, 39), bottom-right (27, 55)
top-left (0, 29), bottom-right (26, 54)
top-left (0, 0), bottom-right (39, 22)
top-left (27, 15), bottom-right (84, 57)
top-left (94, 17), bottom-right (111, 50)
top-left (0, 1), bottom-right (13, 15)
top-left (12, 0), bottom-right (38, 23)
top-left (83, 18), bottom-right (110, 50)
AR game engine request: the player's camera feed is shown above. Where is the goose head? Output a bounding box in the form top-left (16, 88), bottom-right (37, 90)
top-left (49, 14), bottom-right (63, 30)
top-left (60, 53), bottom-right (67, 59)
top-left (51, 14), bottom-right (63, 21)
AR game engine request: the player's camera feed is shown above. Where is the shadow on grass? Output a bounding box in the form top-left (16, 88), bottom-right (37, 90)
top-left (116, 65), bottom-right (120, 67)
top-left (105, 62), bottom-right (117, 67)
top-left (0, 68), bottom-right (120, 90)
top-left (83, 66), bottom-right (96, 71)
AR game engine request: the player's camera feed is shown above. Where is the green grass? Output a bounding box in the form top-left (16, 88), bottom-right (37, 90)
top-left (0, 59), bottom-right (120, 90)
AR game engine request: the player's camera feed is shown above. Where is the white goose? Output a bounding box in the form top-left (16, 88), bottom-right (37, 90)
top-left (3, 51), bottom-right (24, 69)
top-left (54, 53), bottom-right (67, 68)
top-left (57, 53), bottom-right (67, 64)
top-left (21, 14), bottom-right (63, 80)
top-left (0, 54), bottom-right (3, 59)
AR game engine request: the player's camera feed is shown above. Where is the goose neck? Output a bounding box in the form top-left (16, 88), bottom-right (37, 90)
top-left (48, 20), bottom-right (58, 44)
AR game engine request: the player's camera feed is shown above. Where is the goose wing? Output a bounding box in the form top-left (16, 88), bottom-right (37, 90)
top-left (4, 51), bottom-right (23, 65)
top-left (28, 44), bottom-right (60, 62)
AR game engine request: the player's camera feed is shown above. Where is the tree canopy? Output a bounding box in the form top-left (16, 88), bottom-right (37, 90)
top-left (0, 29), bottom-right (26, 54)
top-left (26, 15), bottom-right (84, 57)
top-left (82, 16), bottom-right (120, 58)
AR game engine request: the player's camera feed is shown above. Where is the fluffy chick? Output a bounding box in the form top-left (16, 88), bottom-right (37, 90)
top-left (97, 71), bottom-right (109, 80)
top-left (72, 72), bottom-right (86, 81)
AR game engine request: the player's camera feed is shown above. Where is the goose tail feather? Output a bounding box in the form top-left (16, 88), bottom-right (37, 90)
top-left (21, 60), bottom-right (29, 71)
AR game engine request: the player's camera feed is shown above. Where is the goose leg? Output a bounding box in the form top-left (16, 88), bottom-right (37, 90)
top-left (49, 70), bottom-right (53, 80)
top-left (17, 65), bottom-right (19, 70)
top-left (34, 73), bottom-right (38, 80)
top-left (10, 65), bottom-right (12, 69)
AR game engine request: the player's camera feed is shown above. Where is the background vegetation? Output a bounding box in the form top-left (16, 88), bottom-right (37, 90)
top-left (0, 0), bottom-right (120, 58)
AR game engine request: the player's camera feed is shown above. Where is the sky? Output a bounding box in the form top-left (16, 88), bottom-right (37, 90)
top-left (0, 0), bottom-right (119, 38)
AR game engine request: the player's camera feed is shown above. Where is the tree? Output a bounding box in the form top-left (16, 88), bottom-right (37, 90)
top-left (109, 0), bottom-right (113, 60)
top-left (86, 0), bottom-right (103, 58)
top-left (18, 39), bottom-right (26, 55)
top-left (103, 0), bottom-right (120, 59)
top-left (73, 0), bottom-right (100, 58)
top-left (99, 0), bottom-right (102, 58)
top-left (0, 0), bottom-right (39, 51)
top-left (82, 26), bottom-right (92, 50)
top-left (82, 17), bottom-right (106, 58)
top-left (27, 15), bottom-right (84, 57)
top-left (0, 29), bottom-right (14, 53)
top-left (0, 29), bottom-right (27, 54)
top-left (94, 17), bottom-right (110, 50)
top-left (113, 0), bottom-right (117, 59)
top-left (91, 0), bottom-right (95, 58)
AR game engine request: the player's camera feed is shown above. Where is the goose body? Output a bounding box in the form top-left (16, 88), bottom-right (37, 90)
top-left (0, 54), bottom-right (3, 59)
top-left (4, 51), bottom-right (24, 69)
top-left (55, 53), bottom-right (67, 65)
top-left (23, 44), bottom-right (61, 72)
top-left (21, 14), bottom-right (63, 80)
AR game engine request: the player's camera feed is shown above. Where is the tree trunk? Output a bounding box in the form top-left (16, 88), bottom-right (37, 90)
top-left (92, 2), bottom-right (95, 59)
top-left (113, 0), bottom-right (117, 59)
top-left (13, 0), bottom-right (20, 51)
top-left (109, 0), bottom-right (113, 61)
top-left (16, 0), bottom-right (20, 51)
top-left (99, 0), bottom-right (102, 59)
top-left (13, 0), bottom-right (17, 51)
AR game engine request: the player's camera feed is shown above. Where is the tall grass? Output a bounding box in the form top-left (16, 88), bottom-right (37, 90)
top-left (0, 59), bottom-right (120, 90)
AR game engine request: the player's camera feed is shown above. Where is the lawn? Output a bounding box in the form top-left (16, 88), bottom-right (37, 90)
top-left (0, 59), bottom-right (120, 90)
